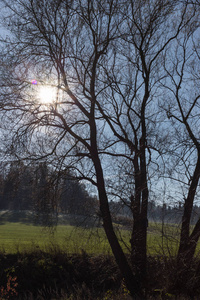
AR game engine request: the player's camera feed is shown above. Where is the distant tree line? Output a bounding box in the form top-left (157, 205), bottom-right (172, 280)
top-left (0, 162), bottom-right (97, 216)
top-left (1, 161), bottom-right (200, 225)
top-left (148, 201), bottom-right (200, 225)
top-left (109, 200), bottom-right (200, 225)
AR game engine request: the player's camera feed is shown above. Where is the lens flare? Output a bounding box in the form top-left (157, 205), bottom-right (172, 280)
top-left (31, 79), bottom-right (38, 85)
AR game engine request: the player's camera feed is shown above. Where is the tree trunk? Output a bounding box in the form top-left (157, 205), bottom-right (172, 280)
top-left (131, 214), bottom-right (147, 291)
top-left (176, 155), bottom-right (200, 286)
top-left (130, 149), bottom-right (148, 293)
top-left (130, 64), bottom-right (149, 292)
top-left (88, 43), bottom-right (144, 298)
top-left (177, 218), bottom-right (200, 270)
top-left (177, 154), bottom-right (200, 259)
top-left (92, 152), bottom-right (144, 299)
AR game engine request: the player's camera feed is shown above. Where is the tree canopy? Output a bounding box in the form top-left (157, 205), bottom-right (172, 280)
top-left (0, 0), bottom-right (200, 298)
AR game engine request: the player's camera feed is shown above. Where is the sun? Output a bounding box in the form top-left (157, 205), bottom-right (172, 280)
top-left (38, 86), bottom-right (56, 104)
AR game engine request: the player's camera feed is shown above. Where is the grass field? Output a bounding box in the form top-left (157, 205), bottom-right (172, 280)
top-left (0, 222), bottom-right (113, 254)
top-left (0, 210), bottom-right (191, 256)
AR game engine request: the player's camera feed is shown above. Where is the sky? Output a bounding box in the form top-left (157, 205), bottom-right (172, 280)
top-left (0, 2), bottom-right (10, 39)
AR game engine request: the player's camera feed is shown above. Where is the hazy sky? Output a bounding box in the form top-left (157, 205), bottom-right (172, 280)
top-left (0, 2), bottom-right (10, 39)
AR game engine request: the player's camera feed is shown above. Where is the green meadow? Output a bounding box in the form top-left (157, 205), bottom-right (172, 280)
top-left (0, 211), bottom-right (185, 256)
top-left (0, 222), bottom-right (112, 254)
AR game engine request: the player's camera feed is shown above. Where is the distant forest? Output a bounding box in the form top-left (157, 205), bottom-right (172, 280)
top-left (0, 162), bottom-right (97, 216)
top-left (1, 161), bottom-right (200, 225)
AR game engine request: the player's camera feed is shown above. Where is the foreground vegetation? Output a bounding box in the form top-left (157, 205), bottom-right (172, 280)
top-left (1, 249), bottom-right (200, 299)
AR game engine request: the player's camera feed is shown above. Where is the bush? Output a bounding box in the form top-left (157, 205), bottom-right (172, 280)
top-left (0, 250), bottom-right (200, 299)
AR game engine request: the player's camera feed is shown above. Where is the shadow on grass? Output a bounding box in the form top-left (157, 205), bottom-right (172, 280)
top-left (0, 210), bottom-right (100, 228)
top-left (0, 210), bottom-right (35, 225)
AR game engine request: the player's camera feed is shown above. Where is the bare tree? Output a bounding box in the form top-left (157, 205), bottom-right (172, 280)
top-left (0, 0), bottom-right (196, 297)
top-left (161, 3), bottom-right (200, 279)
top-left (97, 0), bottom-right (192, 288)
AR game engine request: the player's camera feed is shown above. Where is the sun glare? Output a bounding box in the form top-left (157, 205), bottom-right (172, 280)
top-left (38, 86), bottom-right (56, 104)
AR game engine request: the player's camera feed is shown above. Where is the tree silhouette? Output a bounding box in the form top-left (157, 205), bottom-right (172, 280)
top-left (0, 0), bottom-right (198, 297)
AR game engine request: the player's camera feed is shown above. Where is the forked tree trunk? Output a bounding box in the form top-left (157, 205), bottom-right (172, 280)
top-left (177, 154), bottom-right (200, 279)
top-left (93, 153), bottom-right (144, 299)
top-left (177, 218), bottom-right (200, 270)
top-left (89, 42), bottom-right (144, 299)
top-left (130, 65), bottom-right (149, 292)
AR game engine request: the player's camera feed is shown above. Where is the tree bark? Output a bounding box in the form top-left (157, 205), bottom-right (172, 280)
top-left (177, 154), bottom-right (200, 276)
top-left (131, 141), bottom-right (148, 289)
top-left (93, 153), bottom-right (143, 299)
top-left (130, 74), bottom-right (149, 291)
